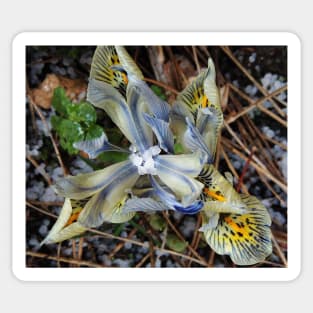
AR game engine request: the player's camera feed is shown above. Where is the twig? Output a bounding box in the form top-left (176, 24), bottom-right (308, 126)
top-left (236, 146), bottom-right (256, 192)
top-left (223, 122), bottom-right (266, 169)
top-left (221, 46), bottom-right (286, 118)
top-left (28, 200), bottom-right (64, 207)
top-left (72, 240), bottom-right (77, 263)
top-left (186, 214), bottom-right (202, 267)
top-left (26, 251), bottom-right (102, 268)
top-left (207, 250), bottom-right (216, 267)
top-left (57, 243), bottom-right (62, 267)
top-left (26, 85), bottom-right (68, 176)
top-left (144, 77), bottom-right (179, 95)
top-left (135, 253), bottom-right (150, 267)
top-left (256, 169), bottom-right (287, 207)
top-left (192, 46), bottom-right (201, 74)
top-left (271, 231), bottom-right (288, 267)
top-left (108, 227), bottom-right (138, 259)
top-left (27, 200), bottom-right (210, 267)
top-left (222, 140), bottom-right (287, 192)
top-left (162, 212), bottom-right (208, 266)
top-left (77, 238), bottom-right (84, 264)
top-left (226, 84), bottom-right (288, 125)
top-left (149, 240), bottom-right (155, 267)
top-left (26, 154), bottom-right (52, 186)
top-left (220, 146), bottom-right (249, 194)
top-left (26, 201), bottom-right (57, 219)
top-left (89, 228), bottom-right (208, 267)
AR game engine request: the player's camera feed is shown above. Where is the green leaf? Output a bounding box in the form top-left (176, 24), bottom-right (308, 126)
top-left (174, 142), bottom-right (184, 154)
top-left (151, 84), bottom-right (166, 100)
top-left (98, 151), bottom-right (128, 164)
top-left (58, 119), bottom-right (84, 154)
top-left (166, 234), bottom-right (188, 253)
top-left (51, 87), bottom-right (107, 157)
top-left (50, 115), bottom-right (63, 131)
top-left (67, 102), bottom-right (97, 126)
top-left (149, 214), bottom-right (166, 231)
top-left (52, 87), bottom-right (72, 117)
top-left (85, 124), bottom-right (104, 140)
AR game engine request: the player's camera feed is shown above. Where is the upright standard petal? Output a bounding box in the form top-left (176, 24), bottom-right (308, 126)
top-left (173, 58), bottom-right (223, 161)
top-left (54, 160), bottom-right (135, 199)
top-left (127, 83), bottom-right (153, 149)
top-left (201, 194), bottom-right (272, 266)
top-left (87, 79), bottom-right (148, 152)
top-left (198, 59), bottom-right (223, 160)
top-left (77, 163), bottom-right (139, 228)
top-left (128, 75), bottom-right (171, 122)
top-left (183, 117), bottom-right (212, 162)
top-left (169, 102), bottom-right (194, 154)
top-left (143, 113), bottom-right (174, 153)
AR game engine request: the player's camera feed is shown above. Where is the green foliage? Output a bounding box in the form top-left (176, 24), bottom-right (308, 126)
top-left (98, 151), bottom-right (128, 164)
top-left (150, 84), bottom-right (166, 100)
top-left (166, 234), bottom-right (188, 253)
top-left (51, 87), bottom-right (104, 155)
top-left (174, 142), bottom-right (184, 154)
top-left (149, 214), bottom-right (166, 231)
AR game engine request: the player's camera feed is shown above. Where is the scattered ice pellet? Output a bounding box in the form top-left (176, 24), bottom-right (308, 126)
top-left (155, 259), bottom-right (162, 268)
top-left (180, 216), bottom-right (196, 237)
top-left (113, 259), bottom-right (130, 267)
top-left (124, 242), bottom-right (132, 250)
top-left (28, 237), bottom-right (40, 247)
top-left (244, 85), bottom-right (258, 98)
top-left (38, 224), bottom-right (48, 237)
top-left (40, 186), bottom-right (57, 202)
top-left (249, 52), bottom-right (256, 63)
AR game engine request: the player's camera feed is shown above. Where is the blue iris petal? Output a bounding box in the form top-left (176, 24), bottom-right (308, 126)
top-left (143, 113), bottom-right (174, 153)
top-left (73, 132), bottom-right (129, 159)
top-left (150, 176), bottom-right (203, 215)
top-left (184, 117), bottom-right (213, 163)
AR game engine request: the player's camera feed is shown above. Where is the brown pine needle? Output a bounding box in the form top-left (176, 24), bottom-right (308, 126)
top-left (26, 154), bottom-right (52, 186)
top-left (27, 251), bottom-right (103, 268)
top-left (221, 46), bottom-right (286, 118)
top-left (144, 77), bottom-right (179, 95)
top-left (236, 146), bottom-right (256, 192)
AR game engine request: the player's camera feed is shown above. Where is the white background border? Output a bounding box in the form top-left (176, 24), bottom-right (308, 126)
top-left (12, 32), bottom-right (300, 282)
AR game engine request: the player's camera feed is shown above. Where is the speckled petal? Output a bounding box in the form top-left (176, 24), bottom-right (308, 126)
top-left (115, 46), bottom-right (144, 80)
top-left (201, 194), bottom-right (272, 266)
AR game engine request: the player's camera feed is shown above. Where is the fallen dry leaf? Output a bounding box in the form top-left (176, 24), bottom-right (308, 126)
top-left (31, 74), bottom-right (87, 109)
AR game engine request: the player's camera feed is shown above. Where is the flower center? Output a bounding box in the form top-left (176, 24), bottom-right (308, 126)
top-left (129, 145), bottom-right (161, 175)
